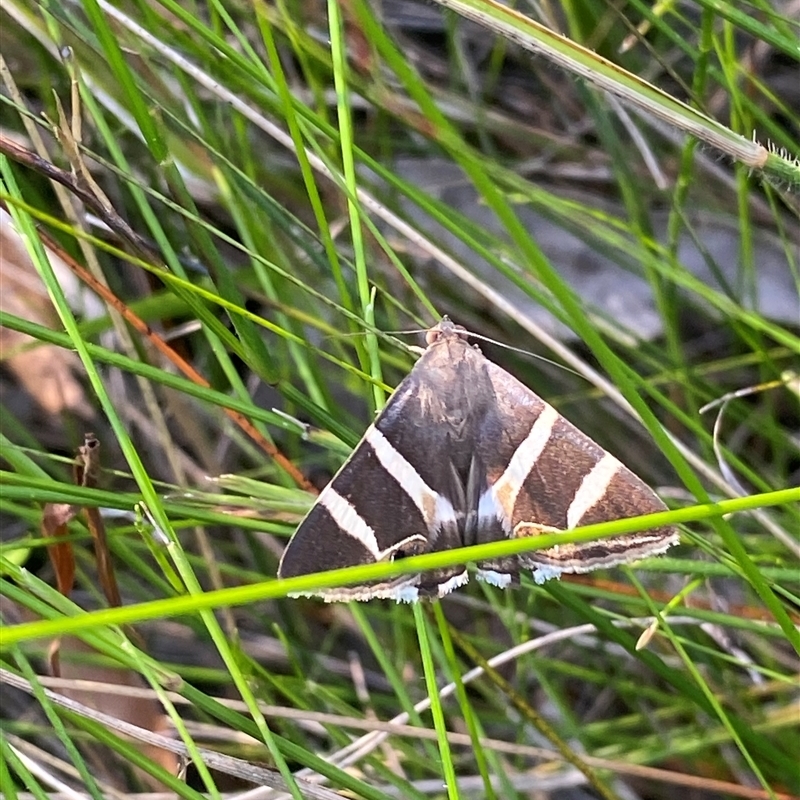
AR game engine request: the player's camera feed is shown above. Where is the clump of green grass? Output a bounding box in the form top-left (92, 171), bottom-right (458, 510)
top-left (1, 0), bottom-right (798, 798)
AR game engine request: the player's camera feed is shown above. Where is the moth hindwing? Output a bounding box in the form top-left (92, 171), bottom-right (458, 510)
top-left (278, 318), bottom-right (678, 601)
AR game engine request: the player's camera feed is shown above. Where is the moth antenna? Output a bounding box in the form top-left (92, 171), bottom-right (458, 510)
top-left (332, 326), bottom-right (429, 339)
top-left (324, 326), bottom-right (429, 356)
top-left (459, 327), bottom-right (585, 380)
top-left (379, 327), bottom-right (430, 337)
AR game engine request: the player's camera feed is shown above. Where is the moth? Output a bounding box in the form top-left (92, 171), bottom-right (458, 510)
top-left (278, 318), bottom-right (678, 601)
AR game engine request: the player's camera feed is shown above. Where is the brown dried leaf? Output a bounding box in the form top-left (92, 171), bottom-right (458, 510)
top-left (2, 595), bottom-right (178, 786)
top-left (55, 637), bottom-right (180, 789)
top-left (0, 208), bottom-right (89, 416)
top-left (41, 434), bottom-right (101, 601)
top-left (41, 501), bottom-right (78, 598)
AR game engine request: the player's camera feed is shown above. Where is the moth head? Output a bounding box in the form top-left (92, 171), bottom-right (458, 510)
top-left (426, 316), bottom-right (469, 347)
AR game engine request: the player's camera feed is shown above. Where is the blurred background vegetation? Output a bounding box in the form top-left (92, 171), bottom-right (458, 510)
top-left (0, 0), bottom-right (798, 798)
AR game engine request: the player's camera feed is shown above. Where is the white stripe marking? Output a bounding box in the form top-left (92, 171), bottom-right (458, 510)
top-left (366, 427), bottom-right (458, 530)
top-left (566, 453), bottom-right (621, 529)
top-left (318, 488), bottom-right (381, 559)
top-left (485, 404), bottom-right (559, 528)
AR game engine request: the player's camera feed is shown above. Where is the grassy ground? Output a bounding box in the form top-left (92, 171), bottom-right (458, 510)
top-left (0, 0), bottom-right (798, 798)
